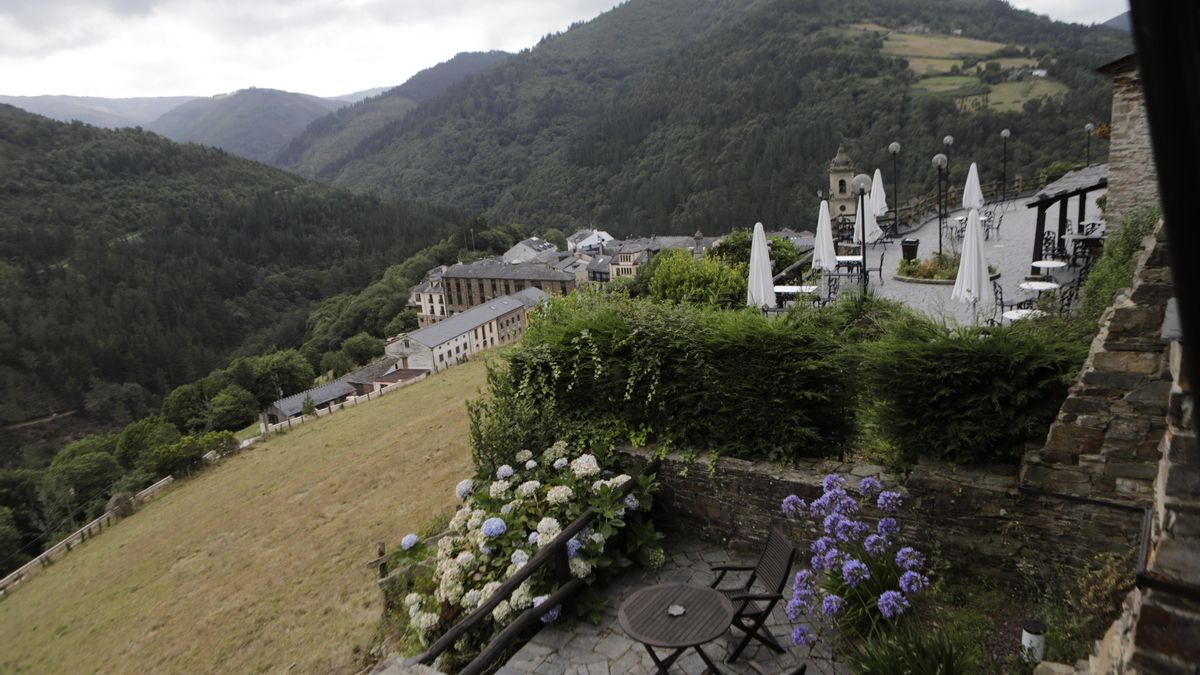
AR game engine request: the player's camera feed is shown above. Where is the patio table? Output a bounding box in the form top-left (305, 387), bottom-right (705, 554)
top-left (1003, 309), bottom-right (1046, 321)
top-left (1031, 260), bottom-right (1067, 270)
top-left (618, 582), bottom-right (733, 674)
top-left (773, 285), bottom-right (818, 294)
top-left (1019, 281), bottom-right (1060, 293)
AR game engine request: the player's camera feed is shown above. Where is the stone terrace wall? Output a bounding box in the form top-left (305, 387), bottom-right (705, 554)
top-left (1104, 66), bottom-right (1160, 229)
top-left (1022, 225), bottom-right (1173, 505)
top-left (618, 448), bottom-right (1141, 581)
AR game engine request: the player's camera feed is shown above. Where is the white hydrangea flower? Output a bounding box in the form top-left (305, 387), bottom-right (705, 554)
top-left (437, 535), bottom-right (457, 556)
top-left (467, 509), bottom-right (485, 530)
top-left (525, 459), bottom-right (538, 470)
top-left (437, 560), bottom-right (462, 582)
top-left (546, 485), bottom-right (573, 505)
top-left (404, 593), bottom-right (423, 608)
top-left (504, 563), bottom-right (516, 578)
top-left (511, 549), bottom-right (530, 569)
top-left (553, 458), bottom-right (568, 470)
top-left (537, 516), bottom-right (561, 544)
top-left (569, 557), bottom-right (592, 578)
top-left (492, 599), bottom-right (513, 623)
top-left (482, 581), bottom-right (502, 598)
top-left (517, 480), bottom-right (541, 497)
top-left (438, 576), bottom-right (464, 604)
top-left (591, 479), bottom-right (607, 493)
top-left (542, 440), bottom-right (569, 462)
top-left (461, 589), bottom-right (482, 610)
top-left (515, 450), bottom-right (533, 463)
top-left (510, 581), bottom-right (533, 609)
top-left (501, 500), bottom-right (519, 515)
top-left (610, 474), bottom-right (631, 488)
top-left (455, 478), bottom-right (474, 500)
top-left (570, 454), bottom-right (601, 478)
top-left (455, 551), bottom-right (475, 568)
top-left (489, 480), bottom-right (511, 499)
top-left (589, 532), bottom-right (606, 546)
top-left (415, 611), bottom-right (440, 632)
top-left (449, 507), bottom-right (469, 531)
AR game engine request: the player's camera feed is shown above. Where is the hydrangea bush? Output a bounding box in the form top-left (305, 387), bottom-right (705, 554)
top-left (402, 440), bottom-right (659, 664)
top-left (781, 475), bottom-right (930, 657)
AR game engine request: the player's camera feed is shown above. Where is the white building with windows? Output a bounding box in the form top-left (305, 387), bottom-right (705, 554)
top-left (566, 228), bottom-right (614, 253)
top-left (385, 288), bottom-right (547, 372)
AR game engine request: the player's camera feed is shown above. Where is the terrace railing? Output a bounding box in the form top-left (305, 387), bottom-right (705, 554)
top-left (406, 459), bottom-right (660, 675)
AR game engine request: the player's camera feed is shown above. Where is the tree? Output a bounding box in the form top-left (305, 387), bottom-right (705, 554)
top-left (301, 393), bottom-right (317, 418)
top-left (542, 227), bottom-right (567, 250)
top-left (51, 434), bottom-right (118, 469)
top-left (162, 383), bottom-right (208, 433)
top-left (43, 451), bottom-right (123, 522)
top-left (383, 309), bottom-right (418, 336)
top-left (0, 507), bottom-right (26, 573)
top-left (708, 229), bottom-right (803, 276)
top-left (340, 332), bottom-right (384, 365)
top-left (115, 416), bottom-right (181, 468)
top-left (251, 349), bottom-right (316, 406)
top-left (208, 385), bottom-right (258, 432)
top-left (647, 249), bottom-right (747, 309)
top-left (320, 350), bottom-right (355, 378)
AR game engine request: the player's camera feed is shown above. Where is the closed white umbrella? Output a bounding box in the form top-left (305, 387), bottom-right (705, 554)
top-left (747, 222), bottom-right (776, 308)
top-left (854, 200), bottom-right (884, 244)
top-left (871, 169), bottom-right (888, 217)
top-left (962, 162), bottom-right (984, 211)
top-left (812, 200), bottom-right (837, 272)
top-left (952, 208), bottom-right (990, 315)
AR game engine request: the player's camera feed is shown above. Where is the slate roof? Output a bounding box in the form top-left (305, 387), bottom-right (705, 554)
top-left (1027, 163), bottom-right (1109, 207)
top-left (344, 357), bottom-right (398, 385)
top-left (517, 237), bottom-right (556, 253)
top-left (403, 288), bottom-right (548, 348)
top-left (587, 255), bottom-right (612, 272)
top-left (271, 380), bottom-right (355, 418)
top-left (442, 259), bottom-right (574, 282)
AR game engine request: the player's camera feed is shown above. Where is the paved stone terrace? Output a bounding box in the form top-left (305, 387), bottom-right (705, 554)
top-left (851, 191), bottom-right (1105, 325)
top-left (498, 536), bottom-right (842, 675)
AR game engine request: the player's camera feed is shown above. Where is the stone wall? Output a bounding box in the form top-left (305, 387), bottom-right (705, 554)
top-left (618, 448), bottom-right (1141, 581)
top-left (1105, 66), bottom-right (1160, 229)
top-left (1021, 225), bottom-right (1174, 505)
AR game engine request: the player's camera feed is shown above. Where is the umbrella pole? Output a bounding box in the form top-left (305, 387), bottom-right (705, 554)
top-left (859, 191), bottom-right (868, 293)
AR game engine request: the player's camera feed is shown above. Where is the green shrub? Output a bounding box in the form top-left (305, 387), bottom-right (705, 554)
top-left (477, 292), bottom-right (854, 466)
top-left (847, 625), bottom-right (980, 674)
top-left (862, 318), bottom-right (1088, 463)
top-left (647, 249), bottom-right (746, 309)
top-left (1079, 206), bottom-right (1161, 320)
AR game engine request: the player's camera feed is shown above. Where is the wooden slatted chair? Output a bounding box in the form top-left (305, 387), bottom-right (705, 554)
top-left (709, 528), bottom-right (797, 663)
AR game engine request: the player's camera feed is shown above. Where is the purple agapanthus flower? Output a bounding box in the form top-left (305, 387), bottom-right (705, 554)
top-left (785, 596), bottom-right (810, 621)
top-left (896, 546), bottom-right (925, 572)
top-left (793, 569), bottom-right (814, 592)
top-left (877, 590), bottom-right (909, 619)
top-left (791, 624), bottom-right (817, 646)
top-left (822, 513), bottom-right (843, 535)
top-left (900, 570), bottom-right (929, 594)
top-left (821, 594), bottom-right (844, 617)
top-left (810, 536), bottom-right (836, 555)
top-left (481, 517), bottom-right (506, 538)
top-left (864, 533), bottom-right (886, 557)
top-left (822, 474), bottom-right (846, 492)
top-left (834, 518), bottom-right (868, 543)
top-left (841, 558), bottom-right (870, 587)
top-left (877, 490), bottom-right (903, 513)
top-left (566, 536), bottom-right (583, 558)
top-left (858, 476), bottom-right (882, 499)
top-left (781, 495), bottom-right (806, 517)
top-left (822, 547), bottom-right (841, 571)
top-left (877, 517), bottom-right (900, 538)
top-left (532, 595), bottom-right (560, 623)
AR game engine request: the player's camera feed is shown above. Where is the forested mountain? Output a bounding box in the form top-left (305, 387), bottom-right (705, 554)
top-left (0, 105), bottom-right (464, 461)
top-left (307, 0), bottom-right (1128, 235)
top-left (0, 95), bottom-right (199, 128)
top-left (327, 86), bottom-right (393, 103)
top-left (277, 51), bottom-right (513, 176)
top-left (146, 88), bottom-right (341, 163)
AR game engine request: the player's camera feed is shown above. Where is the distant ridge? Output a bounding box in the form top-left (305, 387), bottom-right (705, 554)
top-left (0, 94), bottom-right (199, 128)
top-left (1102, 11), bottom-right (1131, 31)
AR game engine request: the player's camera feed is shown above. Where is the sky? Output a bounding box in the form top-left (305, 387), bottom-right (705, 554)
top-left (0, 0), bottom-right (1129, 98)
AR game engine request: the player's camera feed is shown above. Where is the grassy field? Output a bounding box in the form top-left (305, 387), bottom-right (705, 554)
top-left (913, 75), bottom-right (982, 94)
top-left (0, 360), bottom-right (487, 674)
top-left (905, 56), bottom-right (963, 75)
top-left (881, 32), bottom-right (1006, 59)
top-left (988, 79), bottom-right (1070, 112)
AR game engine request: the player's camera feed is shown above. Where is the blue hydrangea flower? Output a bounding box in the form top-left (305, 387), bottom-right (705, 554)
top-left (841, 558), bottom-right (870, 587)
top-left (858, 476), bottom-right (882, 499)
top-left (533, 595), bottom-right (560, 623)
top-left (877, 517), bottom-right (900, 538)
top-left (781, 494), bottom-right (806, 517)
top-left (877, 590), bottom-right (909, 619)
top-left (896, 547), bottom-right (926, 572)
top-left (821, 594), bottom-right (844, 617)
top-left (401, 533), bottom-right (419, 550)
top-left (900, 570), bottom-right (929, 594)
top-left (455, 479), bottom-right (474, 500)
top-left (864, 534), bottom-right (886, 557)
top-left (525, 460), bottom-right (537, 470)
top-left (790, 624), bottom-right (816, 646)
top-left (481, 517), bottom-right (506, 538)
top-left (553, 458), bottom-right (568, 470)
top-left (496, 465), bottom-right (514, 480)
top-left (528, 531), bottom-right (540, 545)
top-left (566, 536), bottom-right (583, 558)
top-left (623, 494), bottom-right (640, 511)
top-left (511, 549), bottom-right (529, 567)
top-left (877, 491), bottom-right (903, 513)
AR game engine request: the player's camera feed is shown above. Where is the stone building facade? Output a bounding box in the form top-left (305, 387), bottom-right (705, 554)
top-left (440, 260), bottom-right (575, 313)
top-left (827, 144), bottom-right (857, 221)
top-left (1099, 55), bottom-right (1160, 229)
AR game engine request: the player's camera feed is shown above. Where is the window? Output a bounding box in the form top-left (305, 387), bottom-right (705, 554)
top-left (838, 179), bottom-right (847, 194)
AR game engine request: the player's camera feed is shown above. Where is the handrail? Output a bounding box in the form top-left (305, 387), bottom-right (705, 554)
top-left (459, 578), bottom-right (585, 675)
top-left (407, 458), bottom-right (661, 670)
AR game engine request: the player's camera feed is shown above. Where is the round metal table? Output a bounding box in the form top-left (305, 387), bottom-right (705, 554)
top-left (1031, 260), bottom-right (1067, 270)
top-left (1003, 309), bottom-right (1046, 322)
top-left (1019, 280), bottom-right (1060, 293)
top-left (618, 582), bottom-right (733, 674)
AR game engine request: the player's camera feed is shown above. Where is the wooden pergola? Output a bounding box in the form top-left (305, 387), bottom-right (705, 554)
top-left (1026, 163), bottom-right (1109, 275)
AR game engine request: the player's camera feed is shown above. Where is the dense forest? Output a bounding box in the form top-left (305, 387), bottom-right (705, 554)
top-left (305, 0), bottom-right (1128, 235)
top-left (0, 104), bottom-right (465, 463)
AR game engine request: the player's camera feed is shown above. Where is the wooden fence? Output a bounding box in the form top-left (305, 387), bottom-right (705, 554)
top-left (262, 373), bottom-right (429, 435)
top-left (0, 475), bottom-right (176, 597)
top-left (406, 460), bottom-right (661, 675)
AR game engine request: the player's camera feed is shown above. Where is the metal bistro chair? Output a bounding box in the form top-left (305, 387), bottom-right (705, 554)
top-left (991, 280), bottom-right (1035, 325)
top-left (710, 528), bottom-right (797, 663)
top-left (1041, 231), bottom-right (1067, 262)
top-left (863, 250), bottom-right (886, 286)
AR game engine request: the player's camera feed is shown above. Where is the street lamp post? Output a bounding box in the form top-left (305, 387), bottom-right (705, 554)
top-left (942, 134), bottom-right (954, 186)
top-left (889, 141), bottom-right (901, 237)
top-left (853, 173), bottom-right (872, 293)
top-left (1000, 128), bottom-right (1011, 203)
top-left (933, 154), bottom-right (948, 257)
top-left (1085, 123), bottom-right (1095, 165)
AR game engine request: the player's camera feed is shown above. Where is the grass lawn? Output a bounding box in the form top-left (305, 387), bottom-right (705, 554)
top-left (882, 32), bottom-right (1007, 59)
top-left (989, 79), bottom-right (1070, 112)
top-left (905, 56), bottom-right (963, 75)
top-left (0, 360), bottom-right (487, 674)
top-left (913, 75), bottom-right (982, 94)
top-left (233, 420), bottom-right (261, 442)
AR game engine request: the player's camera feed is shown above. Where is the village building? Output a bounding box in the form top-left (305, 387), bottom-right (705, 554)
top-left (827, 144), bottom-right (857, 221)
top-left (440, 259), bottom-right (575, 312)
top-left (385, 288), bottom-right (547, 371)
top-left (552, 254), bottom-right (591, 285)
top-left (409, 266), bottom-right (448, 328)
top-left (502, 236), bottom-right (557, 264)
top-left (264, 380), bottom-right (355, 425)
top-left (586, 254), bottom-right (613, 283)
top-left (607, 232), bottom-right (719, 279)
top-left (1098, 53), bottom-right (1160, 228)
top-left (566, 228), bottom-right (614, 253)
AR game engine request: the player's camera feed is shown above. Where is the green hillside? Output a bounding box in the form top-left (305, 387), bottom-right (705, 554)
top-left (146, 87), bottom-right (340, 163)
top-left (0, 95), bottom-right (199, 128)
top-left (309, 0), bottom-right (1127, 235)
top-left (277, 51), bottom-right (513, 176)
top-left (0, 105), bottom-right (462, 453)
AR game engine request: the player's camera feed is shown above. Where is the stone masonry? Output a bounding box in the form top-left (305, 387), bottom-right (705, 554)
top-left (1100, 56), bottom-right (1161, 230)
top-left (1022, 224), bottom-right (1174, 506)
